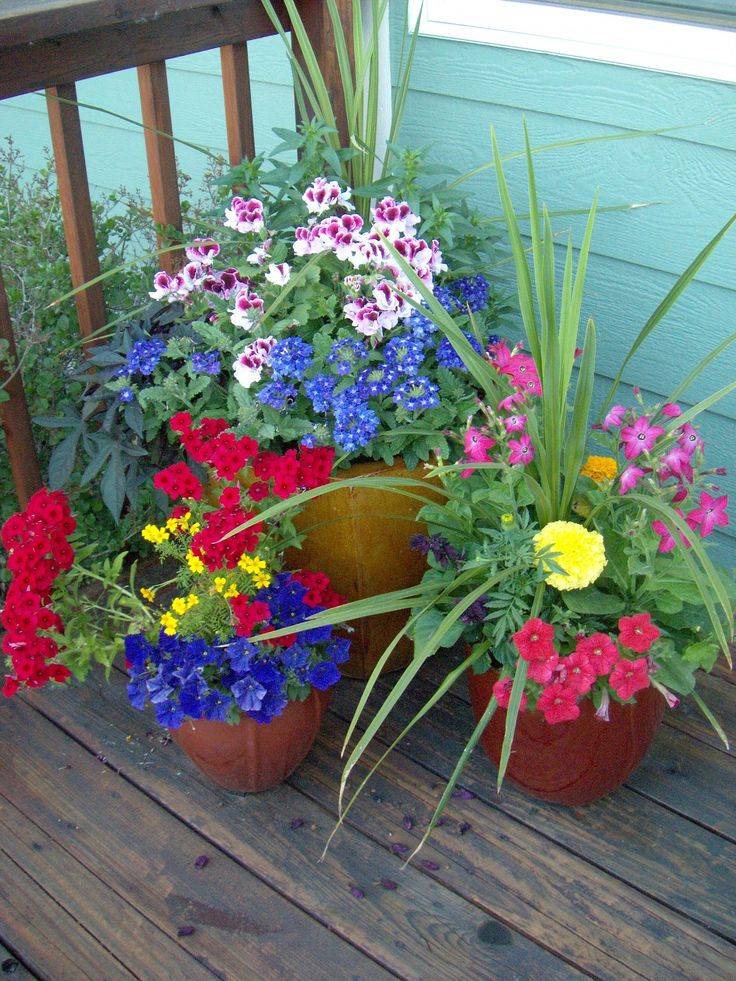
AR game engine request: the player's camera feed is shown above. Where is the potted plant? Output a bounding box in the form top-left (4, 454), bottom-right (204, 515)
top-left (1, 415), bottom-right (350, 792)
top-left (231, 125), bottom-right (735, 853)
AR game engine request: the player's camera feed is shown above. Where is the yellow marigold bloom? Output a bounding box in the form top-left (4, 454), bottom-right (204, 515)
top-left (186, 550), bottom-right (205, 575)
top-left (534, 520), bottom-right (606, 591)
top-left (140, 587), bottom-right (156, 602)
top-left (170, 596), bottom-right (189, 616)
top-left (214, 577), bottom-right (227, 593)
top-left (159, 612), bottom-right (178, 636)
top-left (141, 524), bottom-right (169, 544)
top-left (580, 455), bottom-right (618, 484)
top-left (500, 513), bottom-right (514, 526)
top-left (224, 583), bottom-right (240, 599)
top-left (252, 571), bottom-right (272, 589)
top-left (189, 522), bottom-right (201, 535)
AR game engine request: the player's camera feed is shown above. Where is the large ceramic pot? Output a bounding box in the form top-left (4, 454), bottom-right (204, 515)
top-left (286, 459), bottom-right (435, 680)
top-left (467, 669), bottom-right (664, 806)
top-left (170, 689), bottom-right (328, 792)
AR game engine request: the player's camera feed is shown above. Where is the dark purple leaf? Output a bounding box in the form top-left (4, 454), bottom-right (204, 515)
top-left (194, 854), bottom-right (209, 869)
top-left (436, 818), bottom-right (448, 827)
top-left (289, 818), bottom-right (305, 831)
top-left (177, 925), bottom-right (195, 937)
top-left (402, 815), bottom-right (414, 831)
top-left (1, 958), bottom-right (19, 975)
top-left (452, 788), bottom-right (475, 800)
top-left (380, 878), bottom-right (398, 891)
top-left (390, 842), bottom-right (409, 855)
top-left (421, 860), bottom-right (440, 871)
top-left (459, 822), bottom-right (472, 835)
top-left (349, 885), bottom-right (365, 899)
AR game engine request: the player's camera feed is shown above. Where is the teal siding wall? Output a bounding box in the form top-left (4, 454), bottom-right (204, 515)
top-left (1, 10), bottom-right (733, 557)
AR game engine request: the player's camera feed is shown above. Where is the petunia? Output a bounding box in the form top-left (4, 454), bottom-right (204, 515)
top-left (513, 617), bottom-right (556, 662)
top-left (537, 683), bottom-right (580, 724)
top-left (526, 650), bottom-right (559, 684)
top-left (618, 613), bottom-right (660, 653)
top-left (492, 675), bottom-right (527, 712)
top-left (609, 657), bottom-right (650, 701)
top-left (619, 416), bottom-right (665, 460)
top-left (687, 491), bottom-right (729, 538)
top-left (557, 650), bottom-right (596, 695)
top-left (575, 633), bottom-right (619, 675)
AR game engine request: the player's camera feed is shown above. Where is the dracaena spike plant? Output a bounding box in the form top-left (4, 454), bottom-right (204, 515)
top-left (224, 124), bottom-right (736, 858)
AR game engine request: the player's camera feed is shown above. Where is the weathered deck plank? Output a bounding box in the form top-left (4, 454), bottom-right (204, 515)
top-left (20, 674), bottom-right (576, 979)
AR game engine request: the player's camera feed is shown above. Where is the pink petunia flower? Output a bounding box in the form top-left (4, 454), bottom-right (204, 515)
top-left (618, 613), bottom-right (660, 654)
top-left (537, 683), bottom-right (580, 724)
top-left (601, 405), bottom-right (626, 431)
top-left (492, 676), bottom-right (528, 712)
top-left (618, 465), bottom-right (647, 495)
top-left (557, 650), bottom-right (596, 696)
top-left (620, 416), bottom-right (665, 460)
top-left (527, 650), bottom-right (560, 685)
top-left (609, 657), bottom-right (650, 701)
top-left (513, 618), bottom-right (556, 662)
top-left (687, 492), bottom-right (729, 538)
top-left (575, 633), bottom-right (619, 676)
top-left (508, 434), bottom-right (535, 466)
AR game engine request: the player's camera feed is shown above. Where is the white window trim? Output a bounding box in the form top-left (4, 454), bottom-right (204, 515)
top-left (408, 0), bottom-right (736, 84)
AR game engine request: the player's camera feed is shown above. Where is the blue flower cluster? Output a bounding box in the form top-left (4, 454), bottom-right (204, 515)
top-left (437, 331), bottom-right (483, 371)
top-left (257, 380), bottom-right (298, 410)
top-left (191, 351), bottom-right (221, 375)
top-left (124, 573), bottom-right (349, 728)
top-left (125, 338), bottom-right (167, 376)
top-left (270, 338), bottom-right (314, 380)
top-left (434, 274), bottom-right (490, 314)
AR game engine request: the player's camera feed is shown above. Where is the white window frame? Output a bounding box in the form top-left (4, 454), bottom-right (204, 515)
top-left (408, 0), bottom-right (736, 84)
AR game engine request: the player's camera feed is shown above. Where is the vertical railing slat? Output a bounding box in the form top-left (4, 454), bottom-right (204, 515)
top-left (0, 271), bottom-right (42, 506)
top-left (297, 0), bottom-right (352, 147)
top-left (137, 61), bottom-right (183, 274)
top-left (45, 82), bottom-right (107, 346)
top-left (220, 43), bottom-right (255, 167)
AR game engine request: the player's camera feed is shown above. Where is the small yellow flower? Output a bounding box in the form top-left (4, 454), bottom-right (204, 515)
top-left (186, 550), bottom-right (205, 575)
top-left (159, 612), bottom-right (178, 636)
top-left (252, 571), bottom-right (272, 588)
top-left (534, 520), bottom-right (606, 591)
top-left (580, 455), bottom-right (618, 484)
top-left (185, 594), bottom-right (199, 609)
top-left (224, 583), bottom-right (240, 599)
top-left (141, 524), bottom-right (169, 544)
top-left (140, 587), bottom-right (156, 602)
top-left (213, 577), bottom-right (227, 594)
top-left (189, 522), bottom-right (201, 535)
top-left (171, 596), bottom-right (189, 616)
top-left (500, 513), bottom-right (514, 526)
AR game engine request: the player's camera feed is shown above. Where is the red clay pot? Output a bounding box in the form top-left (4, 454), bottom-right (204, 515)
top-left (170, 689), bottom-right (329, 792)
top-left (467, 669), bottom-right (664, 806)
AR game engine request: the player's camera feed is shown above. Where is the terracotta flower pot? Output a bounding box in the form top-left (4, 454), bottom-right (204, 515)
top-left (170, 689), bottom-right (328, 792)
top-left (286, 459), bottom-right (436, 680)
top-left (467, 669), bottom-right (664, 806)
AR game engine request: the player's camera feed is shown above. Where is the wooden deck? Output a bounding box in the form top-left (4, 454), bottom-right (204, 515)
top-left (1, 654), bottom-right (735, 980)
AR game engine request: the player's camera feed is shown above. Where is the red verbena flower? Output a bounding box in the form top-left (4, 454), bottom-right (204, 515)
top-left (618, 613), bottom-right (660, 653)
top-left (609, 657), bottom-right (650, 700)
top-left (153, 462), bottom-right (203, 501)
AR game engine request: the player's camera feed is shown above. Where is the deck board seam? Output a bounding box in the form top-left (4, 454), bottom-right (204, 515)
top-left (17, 691), bottom-right (406, 981)
top-left (0, 790), bottom-right (222, 980)
top-left (0, 845), bottom-right (136, 980)
top-left (0, 933), bottom-right (39, 979)
top-left (325, 700), bottom-right (736, 957)
top-left (622, 783), bottom-right (736, 846)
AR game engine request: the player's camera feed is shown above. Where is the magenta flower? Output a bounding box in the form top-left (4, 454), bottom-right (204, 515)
top-left (677, 423), bottom-right (703, 457)
top-left (658, 446), bottom-right (694, 484)
top-left (508, 434), bottom-right (535, 466)
top-left (461, 427), bottom-right (495, 477)
top-left (498, 392), bottom-right (525, 412)
top-left (618, 465), bottom-right (646, 495)
top-left (652, 509), bottom-right (691, 553)
top-left (503, 413), bottom-right (527, 433)
top-left (620, 416), bottom-right (665, 460)
top-left (602, 405), bottom-right (626, 431)
top-left (661, 402), bottom-right (682, 418)
top-left (687, 492), bottom-right (729, 538)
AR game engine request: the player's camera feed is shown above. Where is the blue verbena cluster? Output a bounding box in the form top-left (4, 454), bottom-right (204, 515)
top-left (125, 338), bottom-right (167, 376)
top-left (257, 380), bottom-right (298, 410)
top-left (434, 275), bottom-right (490, 314)
top-left (118, 387), bottom-right (136, 404)
top-left (191, 351), bottom-right (222, 375)
top-left (269, 338), bottom-right (314, 380)
top-left (436, 331), bottom-right (483, 371)
top-left (327, 338), bottom-right (369, 376)
top-left (124, 573), bottom-right (350, 728)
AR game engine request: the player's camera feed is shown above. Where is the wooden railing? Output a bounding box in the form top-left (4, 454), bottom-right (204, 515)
top-left (0, 0), bottom-right (351, 506)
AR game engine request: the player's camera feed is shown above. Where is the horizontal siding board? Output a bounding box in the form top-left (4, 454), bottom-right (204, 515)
top-left (400, 89), bottom-right (736, 291)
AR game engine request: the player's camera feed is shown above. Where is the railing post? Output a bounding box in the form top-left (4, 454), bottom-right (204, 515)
top-left (220, 43), bottom-right (255, 166)
top-left (0, 272), bottom-right (42, 507)
top-left (296, 0), bottom-right (353, 147)
top-left (46, 82), bottom-right (107, 347)
top-left (137, 61), bottom-right (183, 274)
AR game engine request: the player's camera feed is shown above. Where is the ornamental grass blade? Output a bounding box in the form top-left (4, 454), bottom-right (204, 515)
top-left (496, 659), bottom-right (528, 790)
top-left (663, 379), bottom-right (736, 432)
top-left (324, 644), bottom-right (481, 860)
top-left (385, 1), bottom-right (422, 172)
top-left (692, 691), bottom-right (730, 749)
top-left (601, 212), bottom-right (736, 415)
top-left (561, 318), bottom-right (597, 516)
top-left (667, 330), bottom-right (736, 404)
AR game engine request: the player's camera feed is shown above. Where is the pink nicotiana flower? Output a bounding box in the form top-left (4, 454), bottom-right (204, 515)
top-left (508, 434), bottom-right (535, 466)
top-left (651, 509), bottom-right (693, 553)
top-left (232, 336), bottom-right (276, 388)
top-left (498, 391), bottom-right (526, 412)
top-left (264, 262), bottom-right (291, 287)
top-left (229, 286), bottom-right (264, 329)
top-left (224, 196), bottom-right (264, 234)
top-left (687, 491), bottom-right (729, 538)
top-left (619, 415), bottom-right (665, 459)
top-left (661, 402), bottom-right (682, 418)
top-left (461, 427), bottom-right (495, 477)
top-left (503, 414), bottom-right (527, 433)
top-left (677, 423), bottom-right (704, 456)
top-left (185, 238), bottom-right (220, 265)
top-left (658, 445), bottom-right (694, 484)
top-left (302, 177), bottom-right (352, 215)
top-left (601, 405), bottom-right (626, 431)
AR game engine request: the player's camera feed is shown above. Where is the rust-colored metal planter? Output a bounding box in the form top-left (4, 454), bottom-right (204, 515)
top-left (287, 459), bottom-right (434, 680)
top-left (170, 689), bottom-right (328, 792)
top-left (467, 669), bottom-right (664, 806)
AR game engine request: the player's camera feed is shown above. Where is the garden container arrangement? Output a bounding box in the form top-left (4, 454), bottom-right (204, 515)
top-left (92, 141), bottom-right (501, 677)
top-left (1, 416), bottom-right (349, 792)
top-left (240, 126), bottom-right (735, 851)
